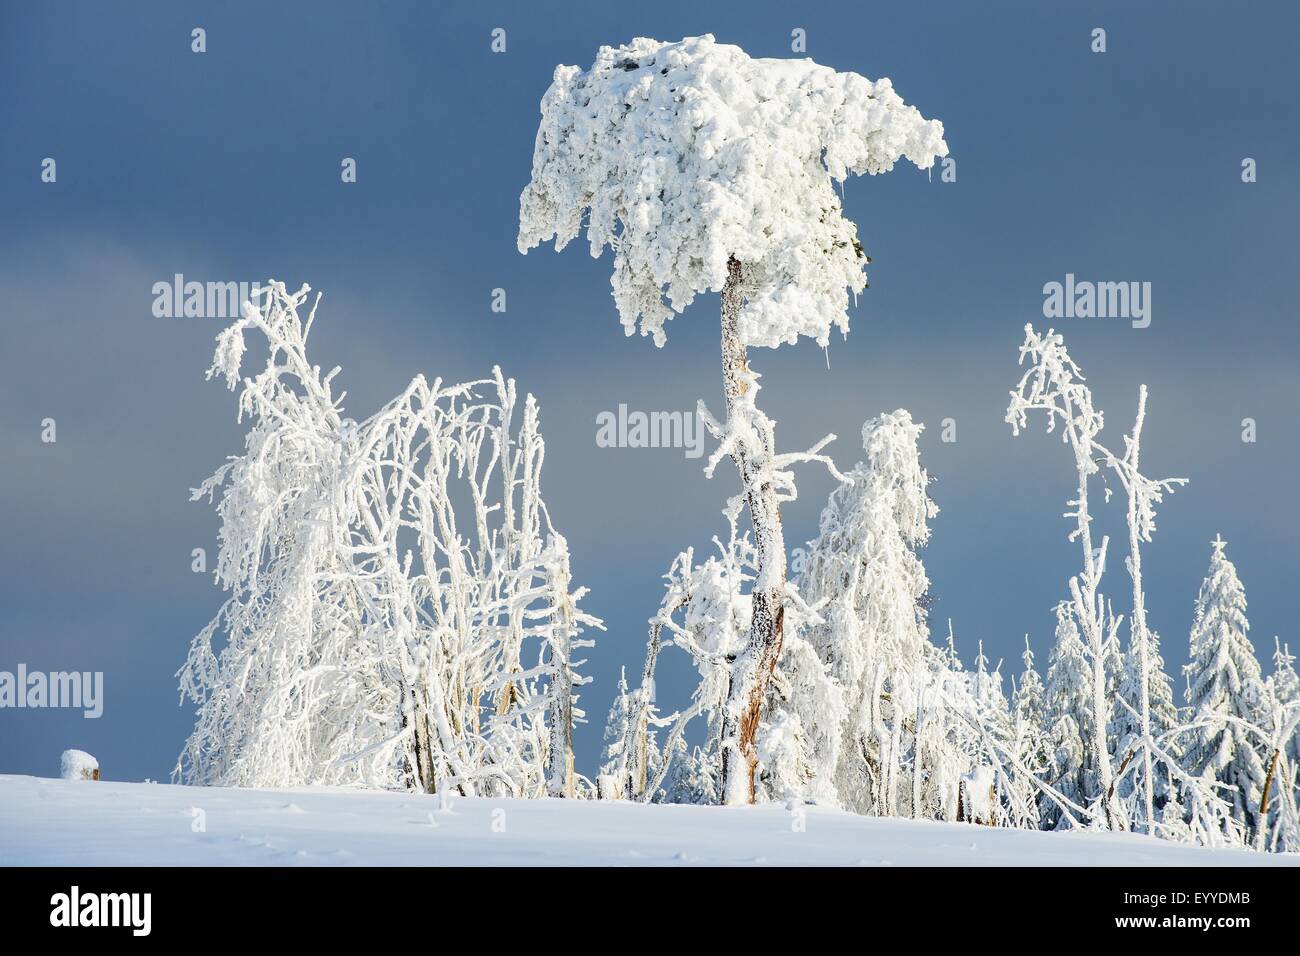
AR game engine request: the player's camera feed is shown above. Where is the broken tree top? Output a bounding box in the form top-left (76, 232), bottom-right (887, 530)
top-left (518, 34), bottom-right (947, 350)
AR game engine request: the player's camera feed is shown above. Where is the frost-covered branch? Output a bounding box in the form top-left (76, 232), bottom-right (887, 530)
top-left (178, 282), bottom-right (600, 798)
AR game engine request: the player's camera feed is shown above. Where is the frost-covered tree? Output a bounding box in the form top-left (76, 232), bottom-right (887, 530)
top-left (613, 496), bottom-right (834, 806)
top-left (1254, 674), bottom-right (1300, 852)
top-left (1011, 637), bottom-right (1050, 778)
top-left (1260, 638), bottom-right (1300, 850)
top-left (1007, 328), bottom-right (1222, 839)
top-left (1270, 640), bottom-right (1299, 707)
top-left (599, 669), bottom-right (636, 798)
top-left (914, 627), bottom-right (1056, 830)
top-left (1099, 383), bottom-right (1186, 833)
top-left (519, 35), bottom-right (946, 804)
top-left (972, 643), bottom-right (1013, 750)
top-left (1041, 603), bottom-right (1095, 828)
top-left (1182, 536), bottom-right (1269, 835)
top-left (1110, 626), bottom-right (1180, 814)
top-left (795, 411), bottom-right (940, 815)
top-left (1007, 325), bottom-right (1126, 827)
top-left (178, 282), bottom-right (600, 797)
top-left (1268, 638), bottom-right (1299, 767)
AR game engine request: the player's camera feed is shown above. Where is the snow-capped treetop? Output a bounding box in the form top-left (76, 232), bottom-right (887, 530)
top-left (1013, 637), bottom-right (1047, 734)
top-left (1183, 535), bottom-right (1269, 830)
top-left (1271, 637), bottom-right (1299, 707)
top-left (1185, 536), bottom-right (1265, 719)
top-left (518, 34), bottom-right (947, 349)
top-left (798, 409), bottom-right (937, 687)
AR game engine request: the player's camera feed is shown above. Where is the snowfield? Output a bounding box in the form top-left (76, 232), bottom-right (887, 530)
top-left (1, 775), bottom-right (1295, 866)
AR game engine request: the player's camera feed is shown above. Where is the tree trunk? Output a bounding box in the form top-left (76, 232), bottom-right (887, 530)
top-left (547, 544), bottom-right (576, 798)
top-left (625, 620), bottom-right (664, 799)
top-left (1126, 385), bottom-right (1156, 834)
top-left (1256, 747), bottom-right (1280, 851)
top-left (718, 257), bottom-right (788, 805)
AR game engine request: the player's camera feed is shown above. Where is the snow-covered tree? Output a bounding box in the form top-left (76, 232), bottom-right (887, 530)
top-left (972, 643), bottom-right (1013, 752)
top-left (614, 495), bottom-right (834, 806)
top-left (609, 505), bottom-right (746, 803)
top-left (1110, 626), bottom-right (1180, 813)
top-left (1007, 325), bottom-right (1128, 827)
top-left (1098, 383), bottom-right (1186, 833)
top-left (1253, 689), bottom-right (1300, 852)
top-left (178, 282), bottom-right (600, 797)
top-left (795, 411), bottom-right (940, 816)
top-left (1006, 327), bottom-right (1240, 841)
top-left (1254, 638), bottom-right (1300, 850)
top-left (1268, 638), bottom-right (1299, 766)
top-left (519, 35), bottom-right (946, 804)
top-left (1182, 536), bottom-right (1269, 836)
top-left (1041, 602), bottom-right (1095, 828)
top-left (1011, 637), bottom-right (1050, 778)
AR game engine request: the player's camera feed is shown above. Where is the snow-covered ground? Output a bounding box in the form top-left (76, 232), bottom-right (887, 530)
top-left (1, 775), bottom-right (1296, 866)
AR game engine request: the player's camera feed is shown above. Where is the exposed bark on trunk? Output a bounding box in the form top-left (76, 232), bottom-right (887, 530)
top-left (718, 257), bottom-right (788, 805)
top-left (404, 683), bottom-right (435, 793)
top-left (1107, 747), bottom-right (1136, 804)
top-left (1257, 747), bottom-right (1280, 850)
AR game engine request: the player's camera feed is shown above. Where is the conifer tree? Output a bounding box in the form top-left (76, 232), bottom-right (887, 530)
top-left (1183, 536), bottom-right (1269, 835)
top-left (1042, 603), bottom-right (1094, 827)
top-left (1012, 637), bottom-right (1050, 778)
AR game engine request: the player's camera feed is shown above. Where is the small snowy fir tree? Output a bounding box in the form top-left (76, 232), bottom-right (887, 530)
top-left (1011, 638), bottom-right (1050, 778)
top-left (972, 643), bottom-right (1013, 753)
top-left (520, 35), bottom-right (946, 804)
top-left (178, 282), bottom-right (601, 797)
top-left (1041, 603), bottom-right (1095, 828)
top-left (1182, 536), bottom-right (1269, 836)
top-left (599, 668), bottom-right (635, 798)
top-left (1268, 639), bottom-right (1300, 772)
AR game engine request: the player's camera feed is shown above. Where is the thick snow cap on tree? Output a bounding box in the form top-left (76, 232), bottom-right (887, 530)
top-left (517, 34), bottom-right (948, 348)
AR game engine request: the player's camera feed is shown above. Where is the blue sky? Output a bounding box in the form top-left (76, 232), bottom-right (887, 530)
top-left (1, 0), bottom-right (1297, 782)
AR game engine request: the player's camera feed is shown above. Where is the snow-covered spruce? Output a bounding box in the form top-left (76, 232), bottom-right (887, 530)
top-left (1269, 639), bottom-right (1300, 773)
top-left (1011, 637), bottom-right (1050, 792)
top-left (1041, 602), bottom-right (1096, 828)
top-left (519, 34), bottom-right (946, 805)
top-left (177, 282), bottom-right (600, 797)
top-left (1182, 537), bottom-right (1270, 837)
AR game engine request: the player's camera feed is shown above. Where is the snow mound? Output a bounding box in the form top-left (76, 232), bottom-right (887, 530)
top-left (59, 750), bottom-right (98, 781)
